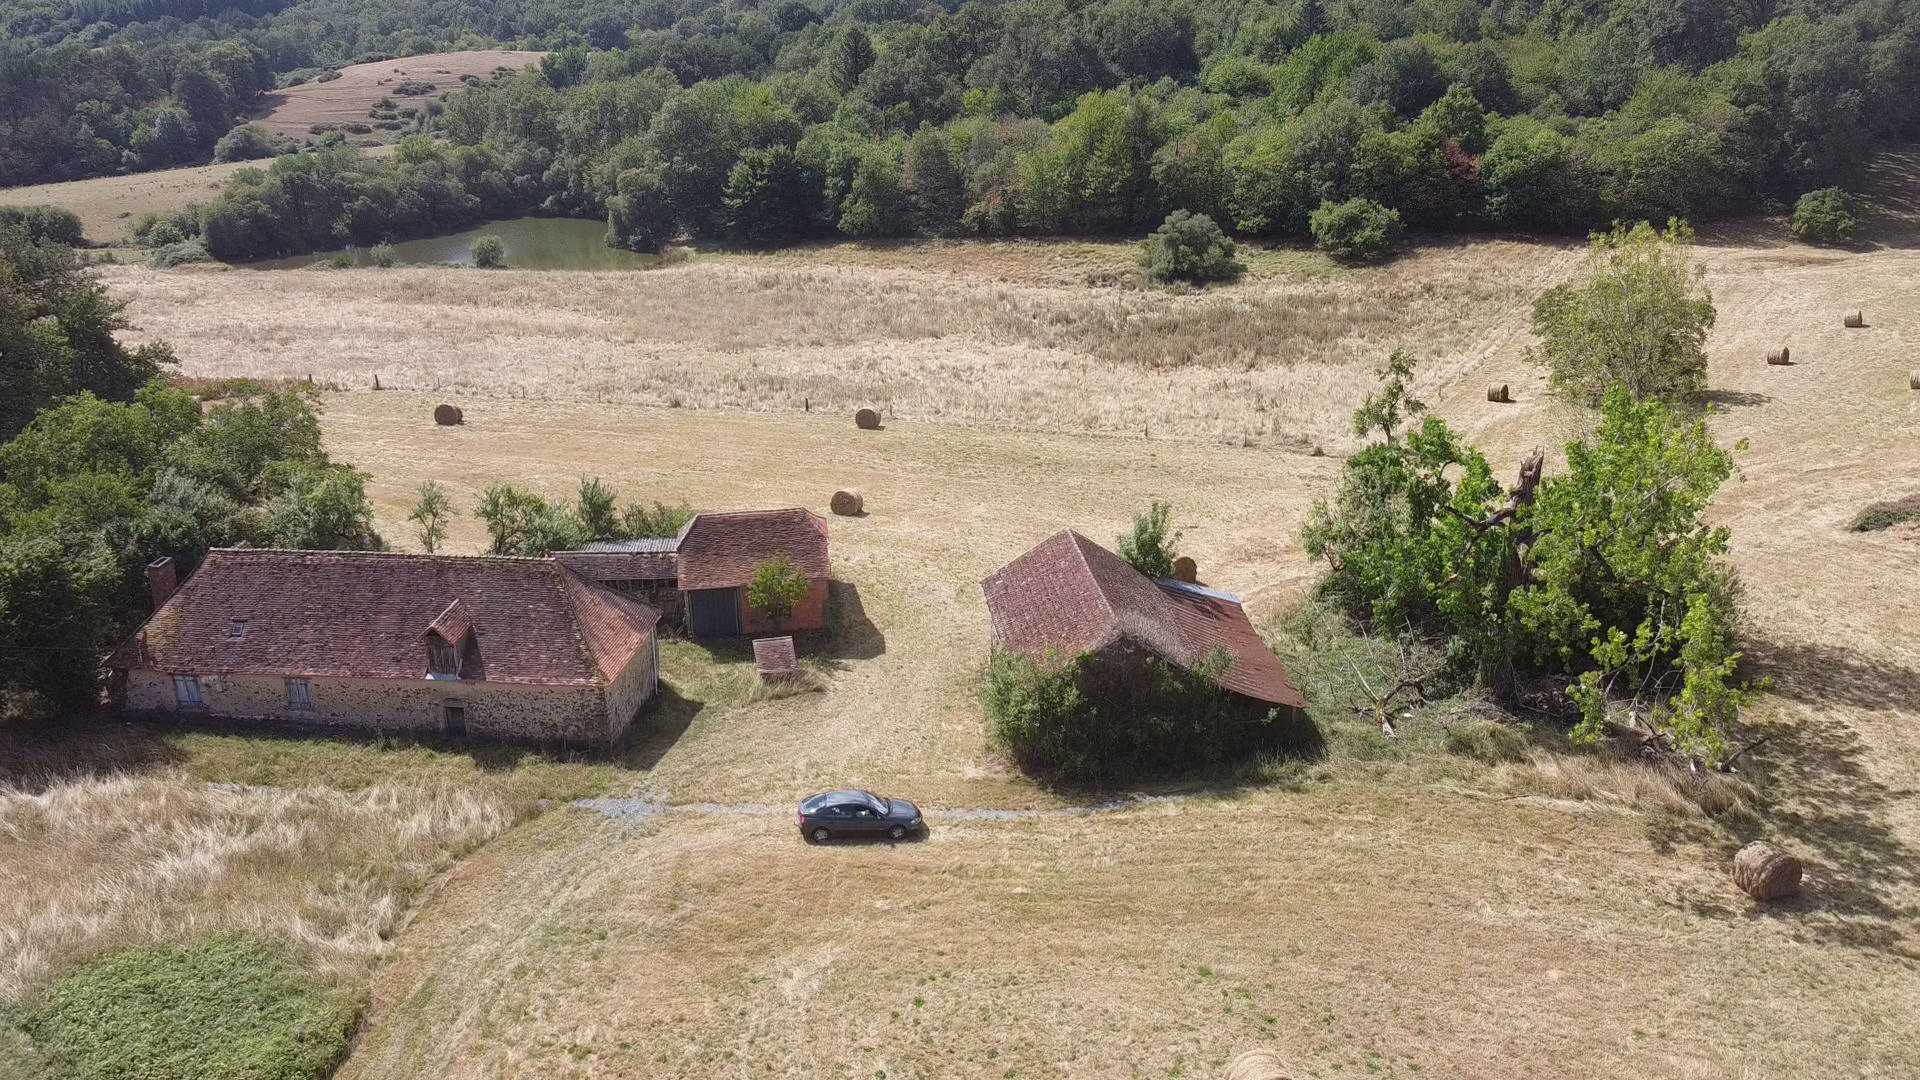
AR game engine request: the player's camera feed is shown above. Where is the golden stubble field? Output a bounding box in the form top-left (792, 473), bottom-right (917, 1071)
top-left (87, 235), bottom-right (1920, 1078)
top-left (246, 51), bottom-right (547, 141)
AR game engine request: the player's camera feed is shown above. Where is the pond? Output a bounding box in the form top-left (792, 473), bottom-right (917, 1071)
top-left (239, 217), bottom-right (659, 271)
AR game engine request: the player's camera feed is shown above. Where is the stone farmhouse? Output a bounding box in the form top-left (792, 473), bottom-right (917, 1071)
top-left (558, 508), bottom-right (832, 639)
top-left (111, 549), bottom-right (662, 746)
top-left (981, 530), bottom-right (1306, 714)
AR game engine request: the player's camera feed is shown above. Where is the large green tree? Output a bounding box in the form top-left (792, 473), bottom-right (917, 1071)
top-left (1529, 220), bottom-right (1716, 405)
top-left (1302, 355), bottom-right (1754, 764)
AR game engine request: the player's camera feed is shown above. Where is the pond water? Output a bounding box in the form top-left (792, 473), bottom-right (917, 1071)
top-left (239, 217), bottom-right (658, 271)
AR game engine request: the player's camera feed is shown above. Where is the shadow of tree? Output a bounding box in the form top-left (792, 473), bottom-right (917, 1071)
top-left (1743, 639), bottom-right (1920, 712)
top-left (0, 712), bottom-right (187, 792)
top-left (1655, 639), bottom-right (1920, 957)
top-left (1698, 389), bottom-right (1774, 410)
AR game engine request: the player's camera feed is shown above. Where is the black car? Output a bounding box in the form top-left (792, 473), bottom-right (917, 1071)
top-left (798, 790), bottom-right (924, 843)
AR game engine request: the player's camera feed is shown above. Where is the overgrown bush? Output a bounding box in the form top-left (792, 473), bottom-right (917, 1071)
top-left (1529, 219), bottom-right (1714, 405)
top-left (21, 935), bottom-right (355, 1080)
top-left (1789, 187), bottom-right (1857, 244)
top-left (983, 647), bottom-right (1304, 786)
top-left (1309, 198), bottom-right (1403, 261)
top-left (368, 242), bottom-right (396, 268)
top-left (1138, 210), bottom-right (1244, 285)
top-left (147, 239), bottom-right (211, 268)
top-left (212, 124), bottom-right (280, 163)
top-left (470, 234), bottom-right (505, 268)
top-left (1117, 500), bottom-right (1180, 578)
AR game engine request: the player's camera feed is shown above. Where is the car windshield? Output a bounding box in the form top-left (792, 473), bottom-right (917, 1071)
top-left (867, 794), bottom-right (890, 814)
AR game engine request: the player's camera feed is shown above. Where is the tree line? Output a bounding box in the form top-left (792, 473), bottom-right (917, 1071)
top-left (14, 0), bottom-right (1919, 246)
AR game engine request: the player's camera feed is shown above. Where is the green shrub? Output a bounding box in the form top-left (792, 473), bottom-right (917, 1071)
top-left (21, 935), bottom-right (355, 1080)
top-left (147, 239), bottom-right (211, 268)
top-left (368, 242), bottom-right (396, 268)
top-left (620, 500), bottom-right (693, 538)
top-left (983, 647), bottom-right (1310, 786)
top-left (0, 205), bottom-right (85, 246)
top-left (470, 234), bottom-right (505, 268)
top-left (1789, 187), bottom-right (1856, 244)
top-left (394, 80), bottom-right (437, 96)
top-left (747, 555), bottom-right (810, 629)
top-left (1848, 494), bottom-right (1920, 532)
top-left (1309, 198), bottom-right (1404, 261)
top-left (1117, 500), bottom-right (1180, 578)
top-left (1137, 210), bottom-right (1244, 285)
top-left (212, 124), bottom-right (279, 164)
top-left (145, 219), bottom-right (184, 246)
top-left (327, 252), bottom-right (354, 269)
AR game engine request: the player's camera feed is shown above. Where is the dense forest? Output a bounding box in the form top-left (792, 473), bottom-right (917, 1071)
top-left (8, 0), bottom-right (1920, 251)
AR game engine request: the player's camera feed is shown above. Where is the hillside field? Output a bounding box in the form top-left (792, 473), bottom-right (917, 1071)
top-left (247, 51), bottom-right (547, 141)
top-left (56, 228), bottom-right (1920, 1079)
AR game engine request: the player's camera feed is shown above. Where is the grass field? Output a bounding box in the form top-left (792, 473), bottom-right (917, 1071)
top-left (8, 219), bottom-right (1919, 1077)
top-left (247, 51), bottom-right (547, 141)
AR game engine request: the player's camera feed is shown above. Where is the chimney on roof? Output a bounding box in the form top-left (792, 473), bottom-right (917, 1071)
top-left (148, 557), bottom-right (178, 610)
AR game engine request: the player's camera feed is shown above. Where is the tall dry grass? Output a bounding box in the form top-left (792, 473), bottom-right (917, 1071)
top-left (0, 776), bottom-right (518, 1005)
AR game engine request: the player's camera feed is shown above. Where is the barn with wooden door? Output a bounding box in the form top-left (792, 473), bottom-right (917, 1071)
top-left (675, 508), bottom-right (832, 637)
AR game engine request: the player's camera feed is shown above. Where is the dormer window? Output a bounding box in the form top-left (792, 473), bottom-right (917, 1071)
top-left (428, 637), bottom-right (461, 677)
top-left (229, 620), bottom-right (247, 639)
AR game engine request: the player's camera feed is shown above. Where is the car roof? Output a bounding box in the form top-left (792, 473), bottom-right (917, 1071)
top-left (801, 790), bottom-right (881, 810)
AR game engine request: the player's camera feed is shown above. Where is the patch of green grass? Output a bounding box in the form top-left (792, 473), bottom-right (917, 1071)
top-left (1847, 494), bottom-right (1920, 532)
top-left (19, 935), bottom-right (356, 1080)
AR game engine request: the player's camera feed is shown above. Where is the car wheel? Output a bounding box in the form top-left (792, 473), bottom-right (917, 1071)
top-left (888, 825), bottom-right (907, 841)
top-left (811, 826), bottom-right (831, 844)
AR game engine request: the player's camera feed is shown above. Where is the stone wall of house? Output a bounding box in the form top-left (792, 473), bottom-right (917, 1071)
top-left (603, 634), bottom-right (659, 743)
top-left (740, 579), bottom-right (830, 636)
top-left (123, 669), bottom-right (615, 744)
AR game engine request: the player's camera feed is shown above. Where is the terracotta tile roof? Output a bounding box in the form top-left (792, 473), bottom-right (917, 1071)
top-left (551, 550), bottom-right (679, 583)
top-left (753, 635), bottom-right (798, 677)
top-left (423, 599), bottom-right (474, 644)
top-left (111, 550), bottom-right (659, 687)
top-left (676, 508), bottom-right (830, 591)
top-left (981, 530), bottom-right (1305, 709)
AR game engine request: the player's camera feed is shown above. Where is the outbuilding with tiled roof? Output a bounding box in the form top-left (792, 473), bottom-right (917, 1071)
top-left (674, 508), bottom-right (832, 637)
top-left (981, 530), bottom-right (1304, 710)
top-left (111, 549), bottom-right (662, 747)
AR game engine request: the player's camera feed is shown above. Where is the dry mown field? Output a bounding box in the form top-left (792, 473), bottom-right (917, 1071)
top-left (247, 51), bottom-right (546, 141)
top-left (50, 229), bottom-right (1920, 1077)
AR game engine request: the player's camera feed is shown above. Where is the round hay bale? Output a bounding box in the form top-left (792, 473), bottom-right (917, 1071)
top-left (1172, 556), bottom-right (1198, 583)
top-left (1732, 841), bottom-right (1803, 901)
top-left (1843, 310), bottom-right (1866, 328)
top-left (1766, 347), bottom-right (1791, 366)
top-left (854, 407), bottom-right (882, 430)
top-left (830, 489), bottom-right (864, 516)
top-left (1910, 370), bottom-right (1920, 390)
top-left (1224, 1049), bottom-right (1296, 1080)
top-left (433, 403), bottom-right (464, 426)
top-left (1486, 383), bottom-right (1511, 403)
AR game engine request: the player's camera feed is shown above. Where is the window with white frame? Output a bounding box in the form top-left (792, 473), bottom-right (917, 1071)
top-left (172, 675), bottom-right (205, 709)
top-left (286, 678), bottom-right (313, 710)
